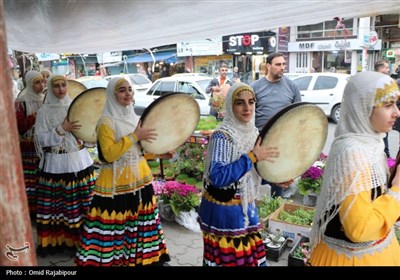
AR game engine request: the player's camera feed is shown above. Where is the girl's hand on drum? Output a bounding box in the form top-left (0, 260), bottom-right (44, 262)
top-left (62, 119), bottom-right (81, 132)
top-left (252, 137), bottom-right (279, 162)
top-left (134, 120), bottom-right (158, 142)
top-left (275, 179), bottom-right (294, 189)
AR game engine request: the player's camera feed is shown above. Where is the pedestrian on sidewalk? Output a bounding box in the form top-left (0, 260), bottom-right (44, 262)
top-left (75, 77), bottom-right (170, 266)
top-left (309, 71), bottom-right (400, 266)
top-left (198, 83), bottom-right (279, 266)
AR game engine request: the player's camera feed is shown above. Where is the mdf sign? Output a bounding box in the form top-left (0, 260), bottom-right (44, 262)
top-left (223, 31), bottom-right (276, 54)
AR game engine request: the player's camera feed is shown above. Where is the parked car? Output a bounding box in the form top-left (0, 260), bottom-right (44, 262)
top-left (105, 74), bottom-right (152, 96)
top-left (291, 73), bottom-right (351, 123)
top-left (284, 73), bottom-right (302, 80)
top-left (172, 73), bottom-right (211, 78)
top-left (75, 76), bottom-right (109, 89)
top-left (134, 76), bottom-right (213, 116)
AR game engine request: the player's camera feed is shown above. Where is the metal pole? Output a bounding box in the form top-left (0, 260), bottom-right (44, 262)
top-left (143, 48), bottom-right (156, 72)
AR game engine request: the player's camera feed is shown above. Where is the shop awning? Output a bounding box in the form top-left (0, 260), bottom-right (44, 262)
top-left (127, 52), bottom-right (176, 64)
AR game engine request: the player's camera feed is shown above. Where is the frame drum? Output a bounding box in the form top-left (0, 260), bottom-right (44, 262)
top-left (140, 92), bottom-right (200, 154)
top-left (256, 102), bottom-right (328, 183)
top-left (67, 80), bottom-right (87, 100)
top-left (67, 87), bottom-right (106, 143)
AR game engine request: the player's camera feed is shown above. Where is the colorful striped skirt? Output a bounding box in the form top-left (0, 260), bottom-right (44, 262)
top-left (201, 230), bottom-right (267, 266)
top-left (35, 166), bottom-right (96, 257)
top-left (75, 184), bottom-right (170, 266)
top-left (20, 140), bottom-right (40, 217)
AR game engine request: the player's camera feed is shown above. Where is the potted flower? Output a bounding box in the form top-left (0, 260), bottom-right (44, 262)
top-left (171, 139), bottom-right (208, 182)
top-left (164, 170), bottom-right (175, 181)
top-left (288, 236), bottom-right (310, 266)
top-left (297, 153), bottom-right (327, 206)
top-left (153, 180), bottom-right (201, 219)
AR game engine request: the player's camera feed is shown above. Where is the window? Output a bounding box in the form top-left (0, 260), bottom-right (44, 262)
top-left (313, 76), bottom-right (338, 90)
top-left (297, 19), bottom-right (354, 40)
top-left (128, 74), bottom-right (151, 85)
top-left (293, 76), bottom-right (312, 91)
top-left (147, 81), bottom-right (175, 96)
top-left (177, 81), bottom-right (204, 100)
top-left (159, 81), bottom-right (176, 96)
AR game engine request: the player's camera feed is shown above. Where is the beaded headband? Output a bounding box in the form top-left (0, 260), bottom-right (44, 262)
top-left (374, 78), bottom-right (400, 107)
top-left (51, 75), bottom-right (67, 86)
top-left (31, 74), bottom-right (44, 84)
top-left (231, 84), bottom-right (256, 103)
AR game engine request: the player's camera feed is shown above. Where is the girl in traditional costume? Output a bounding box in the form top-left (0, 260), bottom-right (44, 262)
top-left (198, 83), bottom-right (279, 266)
top-left (34, 75), bottom-right (96, 257)
top-left (15, 70), bottom-right (45, 217)
top-left (309, 71), bottom-right (400, 266)
top-left (75, 77), bottom-right (170, 266)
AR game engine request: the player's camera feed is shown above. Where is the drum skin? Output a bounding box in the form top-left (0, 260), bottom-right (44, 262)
top-left (256, 102), bottom-right (328, 183)
top-left (67, 87), bottom-right (106, 143)
top-left (140, 92), bottom-right (200, 154)
top-left (67, 80), bottom-right (87, 100)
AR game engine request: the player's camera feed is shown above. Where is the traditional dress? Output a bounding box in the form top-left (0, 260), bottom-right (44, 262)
top-left (75, 77), bottom-right (170, 266)
top-left (198, 83), bottom-right (266, 266)
top-left (15, 70), bottom-right (45, 217)
top-left (309, 71), bottom-right (400, 266)
top-left (34, 75), bottom-right (96, 257)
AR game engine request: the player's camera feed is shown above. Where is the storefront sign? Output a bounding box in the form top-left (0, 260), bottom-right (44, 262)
top-left (97, 51), bottom-right (122, 63)
top-left (36, 53), bottom-right (60, 61)
top-left (288, 39), bottom-right (381, 52)
top-left (223, 31), bottom-right (275, 54)
top-left (177, 39), bottom-right (222, 57)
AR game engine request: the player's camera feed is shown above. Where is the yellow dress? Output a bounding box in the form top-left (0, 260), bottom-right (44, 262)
top-left (94, 122), bottom-right (153, 197)
top-left (310, 186), bottom-right (400, 266)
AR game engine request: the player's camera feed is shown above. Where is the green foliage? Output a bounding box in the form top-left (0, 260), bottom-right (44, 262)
top-left (164, 170), bottom-right (175, 178)
top-left (185, 177), bottom-right (197, 186)
top-left (395, 226), bottom-right (400, 243)
top-left (257, 195), bottom-right (285, 219)
top-left (147, 160), bottom-right (160, 168)
top-left (278, 208), bottom-right (315, 226)
top-left (297, 178), bottom-right (322, 195)
top-left (176, 173), bottom-right (188, 180)
top-left (293, 241), bottom-right (310, 260)
top-left (169, 191), bottom-right (200, 216)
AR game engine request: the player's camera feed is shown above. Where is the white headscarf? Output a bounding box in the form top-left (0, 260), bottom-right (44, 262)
top-left (35, 75), bottom-right (80, 165)
top-left (310, 71), bottom-right (400, 253)
top-left (204, 82), bottom-right (260, 227)
top-left (97, 77), bottom-right (142, 187)
top-left (16, 70), bottom-right (45, 115)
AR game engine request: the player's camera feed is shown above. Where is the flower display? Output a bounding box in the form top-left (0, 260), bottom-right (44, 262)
top-left (153, 180), bottom-right (200, 216)
top-left (297, 153), bottom-right (327, 196)
top-left (172, 139), bottom-right (208, 181)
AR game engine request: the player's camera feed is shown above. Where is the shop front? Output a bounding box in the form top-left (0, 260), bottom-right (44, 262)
top-left (222, 31), bottom-right (276, 83)
top-left (288, 38), bottom-right (382, 75)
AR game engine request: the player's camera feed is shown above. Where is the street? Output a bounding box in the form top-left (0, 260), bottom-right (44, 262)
top-left (323, 120), bottom-right (400, 159)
